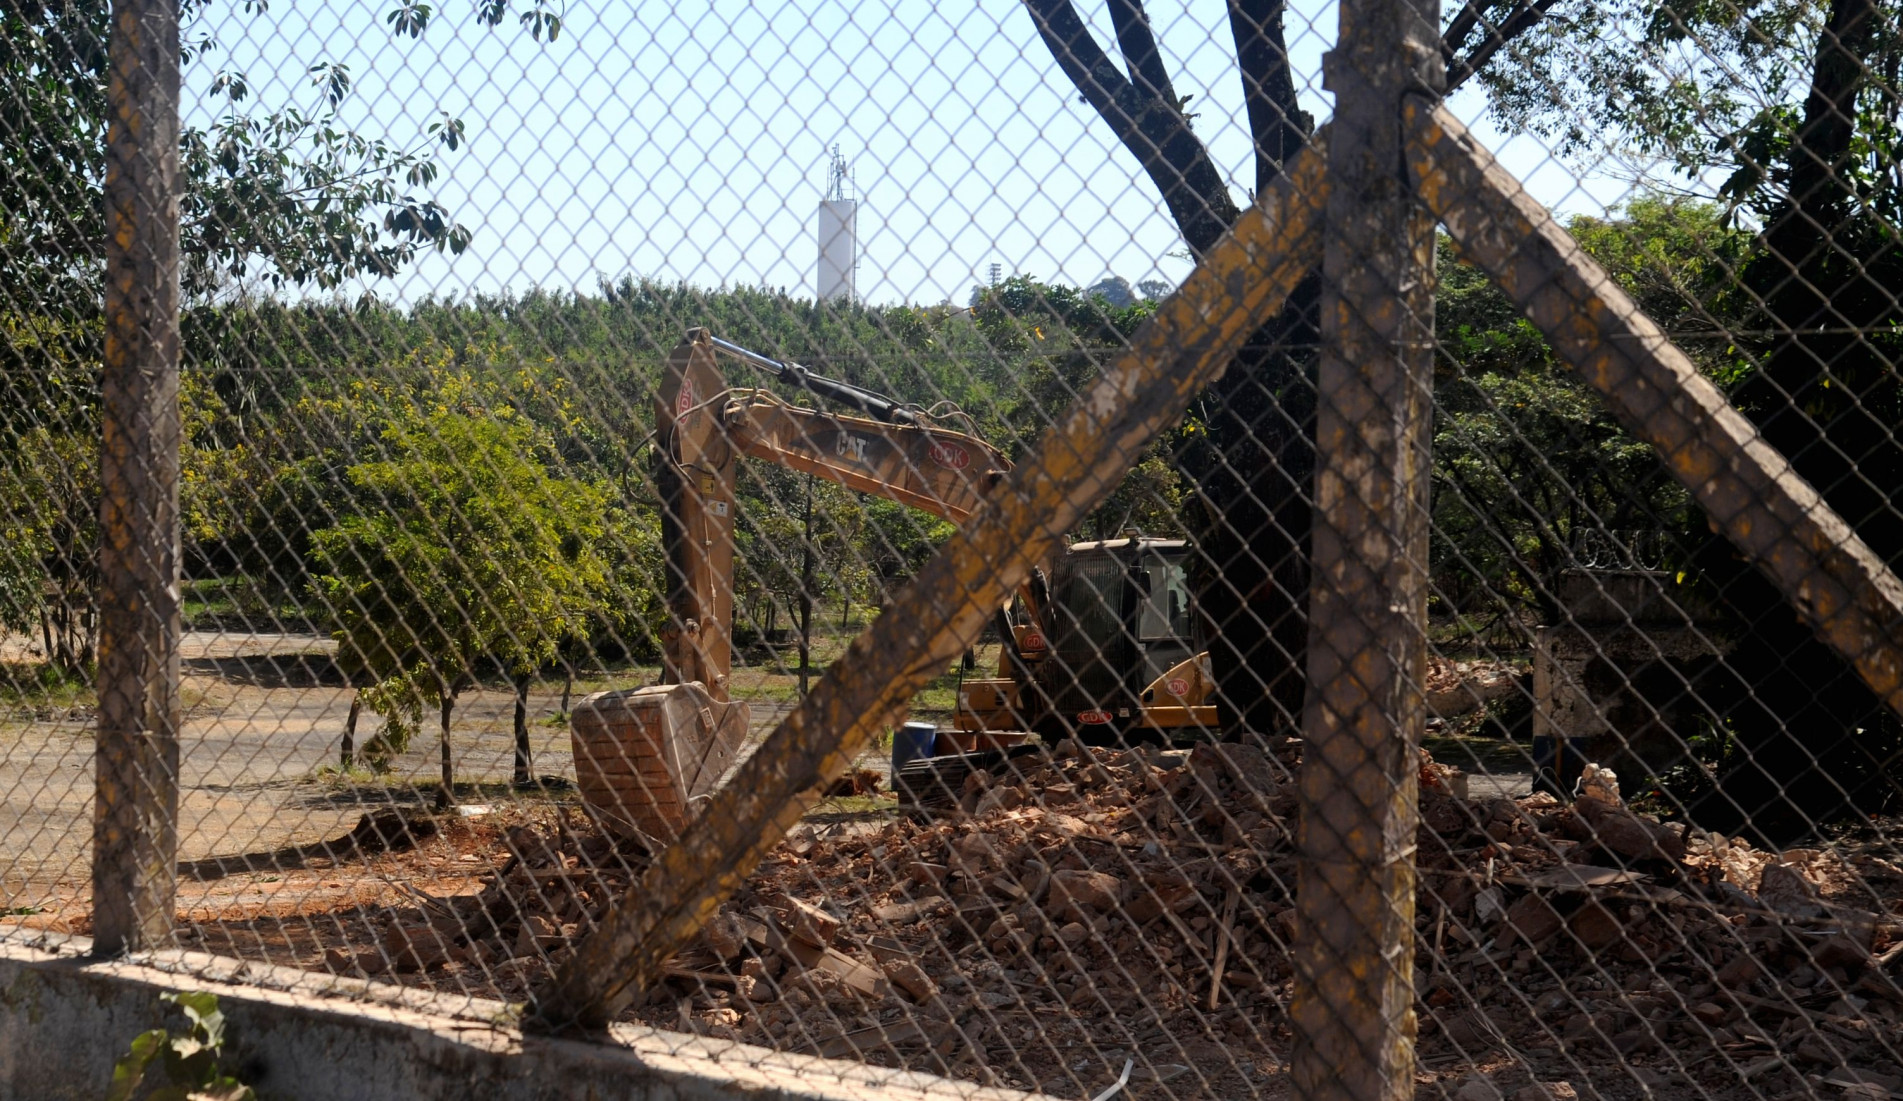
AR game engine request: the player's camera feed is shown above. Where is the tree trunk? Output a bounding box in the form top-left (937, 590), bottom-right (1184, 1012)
top-left (1027, 0), bottom-right (1318, 737)
top-left (437, 691), bottom-right (455, 810)
top-left (1749, 0), bottom-right (1896, 560)
top-left (1187, 286), bottom-right (1320, 736)
top-left (341, 692), bottom-right (361, 769)
top-left (561, 664), bottom-right (573, 715)
top-left (513, 672), bottom-right (532, 786)
top-left (38, 604), bottom-right (55, 670)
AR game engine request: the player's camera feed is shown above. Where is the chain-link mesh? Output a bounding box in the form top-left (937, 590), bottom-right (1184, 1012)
top-left (5, 0), bottom-right (1903, 1097)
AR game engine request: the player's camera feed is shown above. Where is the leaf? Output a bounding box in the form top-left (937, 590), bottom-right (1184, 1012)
top-left (521, 3), bottom-right (563, 41)
top-left (385, 2), bottom-right (433, 38)
top-left (306, 62), bottom-right (353, 108)
top-left (164, 989), bottom-right (225, 1037)
top-left (105, 1030), bottom-right (169, 1101)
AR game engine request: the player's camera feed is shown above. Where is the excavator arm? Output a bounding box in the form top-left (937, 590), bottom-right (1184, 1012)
top-left (652, 327), bottom-right (1019, 697)
top-left (579, 329), bottom-right (1149, 842)
top-left (724, 394), bottom-right (1006, 522)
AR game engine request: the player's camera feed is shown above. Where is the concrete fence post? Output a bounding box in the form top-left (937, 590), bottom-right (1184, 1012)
top-left (94, 0), bottom-right (183, 956)
top-left (1290, 0), bottom-right (1442, 1094)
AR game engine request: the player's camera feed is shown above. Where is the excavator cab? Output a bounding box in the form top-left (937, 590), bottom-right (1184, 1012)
top-left (1038, 536), bottom-right (1201, 744)
top-left (953, 536), bottom-right (1218, 743)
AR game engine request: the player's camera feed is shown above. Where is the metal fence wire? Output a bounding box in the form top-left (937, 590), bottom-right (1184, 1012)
top-left (4, 0), bottom-right (1903, 1098)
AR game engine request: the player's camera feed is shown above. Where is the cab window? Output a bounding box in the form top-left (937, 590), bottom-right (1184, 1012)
top-left (1137, 557), bottom-right (1191, 640)
top-left (1060, 556), bottom-right (1124, 643)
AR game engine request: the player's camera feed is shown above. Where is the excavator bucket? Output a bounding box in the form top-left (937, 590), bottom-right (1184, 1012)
top-left (570, 683), bottom-right (749, 843)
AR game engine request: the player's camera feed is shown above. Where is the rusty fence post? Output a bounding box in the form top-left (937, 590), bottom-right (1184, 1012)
top-left (94, 0), bottom-right (183, 956)
top-left (1404, 98), bottom-right (1903, 722)
top-left (1290, 0), bottom-right (1441, 1096)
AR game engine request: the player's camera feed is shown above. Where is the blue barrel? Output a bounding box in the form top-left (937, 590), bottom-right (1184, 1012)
top-left (891, 721), bottom-right (937, 773)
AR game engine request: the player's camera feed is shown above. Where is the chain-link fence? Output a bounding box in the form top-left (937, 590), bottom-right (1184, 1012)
top-left (5, 0), bottom-right (1903, 1098)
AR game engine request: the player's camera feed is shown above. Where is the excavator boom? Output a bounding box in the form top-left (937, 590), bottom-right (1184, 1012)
top-left (725, 394), bottom-right (1006, 523)
top-left (651, 327), bottom-right (1011, 694)
top-left (575, 328), bottom-right (1019, 843)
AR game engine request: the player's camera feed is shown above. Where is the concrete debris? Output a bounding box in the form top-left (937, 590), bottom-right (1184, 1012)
top-left (773, 894), bottom-right (843, 947)
top-left (1576, 762), bottom-right (1620, 805)
top-left (345, 737), bottom-right (1903, 1099)
top-left (1424, 657), bottom-right (1526, 720)
top-left (1759, 861), bottom-right (1830, 920)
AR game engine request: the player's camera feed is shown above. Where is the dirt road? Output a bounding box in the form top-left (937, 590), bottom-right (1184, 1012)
top-left (0, 630), bottom-right (800, 911)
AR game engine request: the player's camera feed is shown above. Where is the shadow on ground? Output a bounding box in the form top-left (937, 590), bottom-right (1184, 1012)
top-left (1422, 732), bottom-right (1529, 775)
top-left (181, 651), bottom-right (349, 689)
top-left (288, 777), bottom-right (576, 812)
top-left (177, 809), bottom-right (441, 881)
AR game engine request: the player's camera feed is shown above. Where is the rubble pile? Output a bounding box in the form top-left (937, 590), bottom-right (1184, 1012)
top-left (1422, 658), bottom-right (1525, 721)
top-left (328, 822), bottom-right (641, 987)
top-left (359, 742), bottom-right (1903, 1098)
top-left (1412, 763), bottom-right (1903, 1097)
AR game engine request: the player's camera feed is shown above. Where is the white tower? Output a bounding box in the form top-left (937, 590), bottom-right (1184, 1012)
top-left (817, 146), bottom-right (857, 303)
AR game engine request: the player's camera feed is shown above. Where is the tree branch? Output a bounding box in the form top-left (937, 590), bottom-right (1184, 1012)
top-left (1441, 0), bottom-right (1488, 66)
top-left (1106, 0), bottom-right (1178, 103)
top-left (1228, 0), bottom-right (1313, 193)
top-left (1023, 0), bottom-right (1241, 252)
top-left (1445, 0), bottom-right (1562, 90)
top-left (1024, 0), bottom-right (1137, 123)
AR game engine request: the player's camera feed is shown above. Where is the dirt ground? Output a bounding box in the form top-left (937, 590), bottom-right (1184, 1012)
top-left (0, 629), bottom-right (809, 917)
top-left (35, 740), bottom-right (1903, 1101)
top-left (1, 633), bottom-right (1563, 1100)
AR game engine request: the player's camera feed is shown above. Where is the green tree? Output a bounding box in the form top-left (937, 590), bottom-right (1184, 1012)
top-left (0, 321), bottom-right (257, 671)
top-left (0, 0), bottom-right (558, 670)
top-left (1430, 199), bottom-right (1750, 629)
top-left (0, 1), bottom-right (510, 319)
top-left (967, 274), bottom-right (1185, 539)
top-left (1018, 0), bottom-right (1570, 735)
top-left (858, 499), bottom-right (959, 605)
top-left (1484, 0), bottom-right (1903, 829)
top-left (311, 374), bottom-right (619, 803)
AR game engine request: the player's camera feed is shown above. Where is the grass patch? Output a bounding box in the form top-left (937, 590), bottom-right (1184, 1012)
top-left (181, 577), bottom-right (326, 632)
top-left (0, 661), bottom-right (95, 711)
top-left (467, 621), bottom-right (989, 729)
top-left (312, 763), bottom-right (388, 785)
top-left (806, 792), bottom-right (902, 822)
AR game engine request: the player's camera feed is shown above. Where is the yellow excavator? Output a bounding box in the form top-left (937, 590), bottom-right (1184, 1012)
top-left (571, 330), bottom-right (1215, 842)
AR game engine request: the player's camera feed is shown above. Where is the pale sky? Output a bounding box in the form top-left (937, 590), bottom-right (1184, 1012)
top-left (185, 0), bottom-right (1657, 306)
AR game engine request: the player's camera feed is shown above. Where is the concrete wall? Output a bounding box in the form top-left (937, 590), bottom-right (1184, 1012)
top-left (0, 931), bottom-right (1036, 1101)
